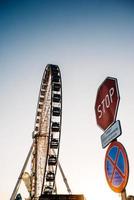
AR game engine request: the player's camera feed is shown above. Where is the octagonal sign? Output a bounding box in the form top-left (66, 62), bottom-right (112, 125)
top-left (95, 77), bottom-right (120, 130)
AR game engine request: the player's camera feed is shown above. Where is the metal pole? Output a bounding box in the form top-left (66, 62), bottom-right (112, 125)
top-left (10, 142), bottom-right (33, 200)
top-left (57, 161), bottom-right (72, 194)
top-left (52, 149), bottom-right (72, 194)
top-left (121, 189), bottom-right (127, 200)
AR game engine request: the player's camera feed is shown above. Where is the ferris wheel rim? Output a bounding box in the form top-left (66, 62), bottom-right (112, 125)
top-left (31, 64), bottom-right (62, 198)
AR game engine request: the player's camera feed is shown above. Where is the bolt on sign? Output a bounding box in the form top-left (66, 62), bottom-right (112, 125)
top-left (95, 77), bottom-right (120, 130)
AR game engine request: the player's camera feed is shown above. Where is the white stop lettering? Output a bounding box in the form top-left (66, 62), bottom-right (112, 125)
top-left (97, 87), bottom-right (114, 119)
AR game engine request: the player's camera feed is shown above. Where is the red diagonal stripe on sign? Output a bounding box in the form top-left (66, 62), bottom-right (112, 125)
top-left (107, 149), bottom-right (125, 184)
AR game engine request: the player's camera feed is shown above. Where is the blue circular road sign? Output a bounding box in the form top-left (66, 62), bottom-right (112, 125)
top-left (105, 141), bottom-right (129, 193)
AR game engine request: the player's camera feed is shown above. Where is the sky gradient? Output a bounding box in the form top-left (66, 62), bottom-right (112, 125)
top-left (1, 1), bottom-right (134, 200)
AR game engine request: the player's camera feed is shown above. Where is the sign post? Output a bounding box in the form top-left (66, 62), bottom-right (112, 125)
top-left (121, 189), bottom-right (127, 200)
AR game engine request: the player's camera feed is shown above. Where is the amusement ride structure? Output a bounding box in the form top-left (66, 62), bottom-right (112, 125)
top-left (10, 64), bottom-right (72, 200)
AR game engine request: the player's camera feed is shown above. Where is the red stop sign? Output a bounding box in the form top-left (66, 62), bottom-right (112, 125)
top-left (95, 77), bottom-right (120, 130)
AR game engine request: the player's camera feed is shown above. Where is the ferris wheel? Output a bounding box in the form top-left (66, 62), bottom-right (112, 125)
top-left (10, 64), bottom-right (71, 200)
top-left (31, 64), bottom-right (62, 198)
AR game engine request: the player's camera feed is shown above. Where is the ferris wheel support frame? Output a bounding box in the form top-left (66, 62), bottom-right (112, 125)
top-left (10, 143), bottom-right (34, 200)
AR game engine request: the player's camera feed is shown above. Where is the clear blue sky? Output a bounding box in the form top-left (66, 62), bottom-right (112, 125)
top-left (0, 1), bottom-right (134, 199)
